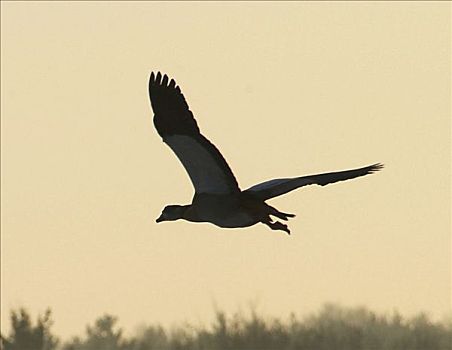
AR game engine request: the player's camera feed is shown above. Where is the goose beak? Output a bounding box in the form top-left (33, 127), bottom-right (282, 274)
top-left (156, 216), bottom-right (163, 223)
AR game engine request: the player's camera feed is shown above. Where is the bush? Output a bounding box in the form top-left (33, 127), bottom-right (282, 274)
top-left (1, 308), bottom-right (58, 350)
top-left (2, 305), bottom-right (451, 350)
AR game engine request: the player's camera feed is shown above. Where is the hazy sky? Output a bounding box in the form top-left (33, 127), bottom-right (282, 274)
top-left (1, 1), bottom-right (450, 338)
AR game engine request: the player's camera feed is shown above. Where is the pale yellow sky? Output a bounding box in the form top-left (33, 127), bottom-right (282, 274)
top-left (1, 1), bottom-right (450, 338)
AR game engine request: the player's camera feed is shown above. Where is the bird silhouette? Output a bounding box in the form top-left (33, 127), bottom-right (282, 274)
top-left (149, 72), bottom-right (383, 234)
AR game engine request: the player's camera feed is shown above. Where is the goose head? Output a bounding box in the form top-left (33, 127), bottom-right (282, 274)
top-left (156, 205), bottom-right (186, 223)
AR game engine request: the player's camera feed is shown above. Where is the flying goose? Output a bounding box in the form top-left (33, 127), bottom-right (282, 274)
top-left (149, 72), bottom-right (382, 234)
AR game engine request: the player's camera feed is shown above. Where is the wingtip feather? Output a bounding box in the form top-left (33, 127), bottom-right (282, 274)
top-left (149, 72), bottom-right (178, 89)
top-left (162, 74), bottom-right (169, 86)
top-left (368, 163), bottom-right (384, 173)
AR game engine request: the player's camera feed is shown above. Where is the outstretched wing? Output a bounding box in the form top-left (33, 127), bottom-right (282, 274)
top-left (244, 163), bottom-right (383, 200)
top-left (149, 72), bottom-right (240, 194)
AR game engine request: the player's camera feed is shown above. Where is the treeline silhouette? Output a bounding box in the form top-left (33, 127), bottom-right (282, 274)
top-left (1, 304), bottom-right (451, 350)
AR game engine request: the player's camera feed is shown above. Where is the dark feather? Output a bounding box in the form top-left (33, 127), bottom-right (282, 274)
top-left (149, 72), bottom-right (199, 137)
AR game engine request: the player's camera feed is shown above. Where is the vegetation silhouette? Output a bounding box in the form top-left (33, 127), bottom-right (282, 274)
top-left (0, 308), bottom-right (58, 350)
top-left (1, 304), bottom-right (451, 350)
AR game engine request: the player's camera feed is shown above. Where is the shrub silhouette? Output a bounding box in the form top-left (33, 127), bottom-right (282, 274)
top-left (2, 304), bottom-right (451, 350)
top-left (1, 308), bottom-right (58, 350)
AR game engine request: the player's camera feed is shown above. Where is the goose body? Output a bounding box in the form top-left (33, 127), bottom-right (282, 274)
top-left (186, 193), bottom-right (258, 228)
top-left (149, 72), bottom-right (383, 234)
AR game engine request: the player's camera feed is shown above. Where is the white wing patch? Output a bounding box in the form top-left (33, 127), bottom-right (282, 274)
top-left (164, 135), bottom-right (234, 194)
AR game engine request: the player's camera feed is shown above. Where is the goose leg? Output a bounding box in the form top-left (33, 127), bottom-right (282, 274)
top-left (263, 220), bottom-right (291, 235)
top-left (266, 204), bottom-right (295, 221)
